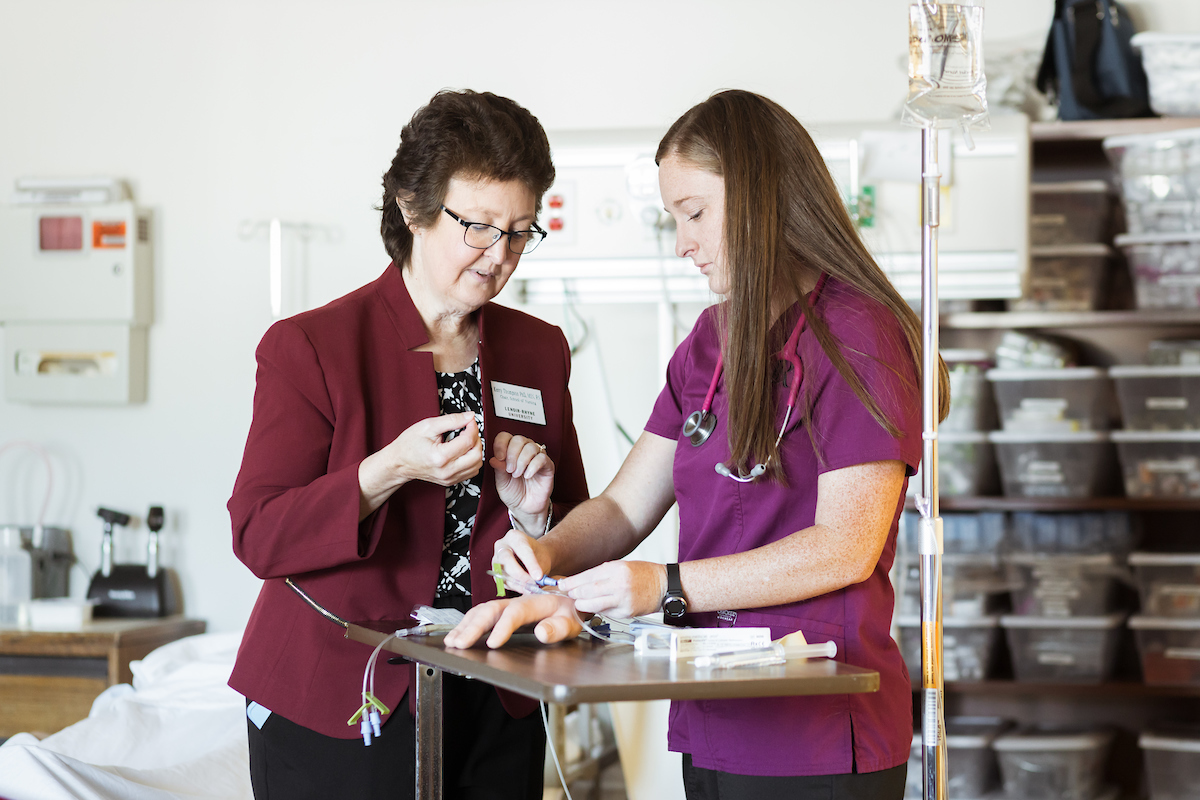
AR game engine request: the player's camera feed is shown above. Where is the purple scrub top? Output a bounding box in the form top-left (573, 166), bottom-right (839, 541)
top-left (644, 275), bottom-right (920, 777)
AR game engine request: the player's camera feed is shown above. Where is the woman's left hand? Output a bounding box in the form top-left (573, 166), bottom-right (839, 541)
top-left (557, 560), bottom-right (668, 619)
top-left (491, 432), bottom-right (555, 534)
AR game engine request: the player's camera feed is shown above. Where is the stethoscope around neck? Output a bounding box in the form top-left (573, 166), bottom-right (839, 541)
top-left (682, 273), bottom-right (827, 483)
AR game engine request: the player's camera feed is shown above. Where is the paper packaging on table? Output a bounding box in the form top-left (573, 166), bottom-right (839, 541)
top-left (631, 623), bottom-right (773, 659)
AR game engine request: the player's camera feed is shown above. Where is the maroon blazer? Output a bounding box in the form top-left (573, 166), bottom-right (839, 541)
top-left (227, 263), bottom-right (588, 738)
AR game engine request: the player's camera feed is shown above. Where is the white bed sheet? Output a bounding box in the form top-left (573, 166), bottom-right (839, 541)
top-left (0, 630), bottom-right (253, 800)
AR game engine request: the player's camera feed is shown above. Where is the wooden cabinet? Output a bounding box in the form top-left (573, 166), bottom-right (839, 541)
top-left (919, 118), bottom-right (1200, 799)
top-left (0, 616), bottom-right (206, 738)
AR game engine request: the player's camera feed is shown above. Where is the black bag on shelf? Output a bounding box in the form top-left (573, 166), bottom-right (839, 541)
top-left (1036, 0), bottom-right (1154, 120)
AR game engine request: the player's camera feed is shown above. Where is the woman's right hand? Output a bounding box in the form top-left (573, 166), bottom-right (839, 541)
top-left (358, 411), bottom-right (483, 518)
top-left (491, 527), bottom-right (552, 584)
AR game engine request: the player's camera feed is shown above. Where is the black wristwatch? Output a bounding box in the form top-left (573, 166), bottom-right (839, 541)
top-left (662, 563), bottom-right (687, 620)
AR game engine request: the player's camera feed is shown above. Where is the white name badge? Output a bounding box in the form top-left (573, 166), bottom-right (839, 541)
top-left (491, 381), bottom-right (547, 426)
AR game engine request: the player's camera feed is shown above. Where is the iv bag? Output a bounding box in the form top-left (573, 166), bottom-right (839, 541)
top-left (903, 1), bottom-right (990, 132)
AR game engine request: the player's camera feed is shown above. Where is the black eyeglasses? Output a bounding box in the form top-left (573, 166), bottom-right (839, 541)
top-left (441, 206), bottom-right (547, 255)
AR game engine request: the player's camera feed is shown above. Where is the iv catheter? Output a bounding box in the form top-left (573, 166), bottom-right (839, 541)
top-left (486, 569), bottom-right (566, 597)
top-left (396, 623), bottom-right (456, 637)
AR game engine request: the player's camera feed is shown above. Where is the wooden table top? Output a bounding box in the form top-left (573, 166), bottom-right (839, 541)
top-left (0, 616), bottom-right (206, 655)
top-left (346, 621), bottom-right (879, 705)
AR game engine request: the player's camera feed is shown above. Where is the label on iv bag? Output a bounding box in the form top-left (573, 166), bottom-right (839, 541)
top-left (491, 381), bottom-right (547, 426)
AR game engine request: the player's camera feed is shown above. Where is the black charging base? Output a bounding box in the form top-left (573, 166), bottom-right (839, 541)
top-left (87, 565), bottom-right (180, 618)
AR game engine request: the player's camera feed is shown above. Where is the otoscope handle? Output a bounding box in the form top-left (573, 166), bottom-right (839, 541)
top-left (146, 506), bottom-right (164, 578)
top-left (96, 507), bottom-right (131, 578)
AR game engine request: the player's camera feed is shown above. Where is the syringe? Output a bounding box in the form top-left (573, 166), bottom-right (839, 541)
top-left (692, 640), bottom-right (837, 669)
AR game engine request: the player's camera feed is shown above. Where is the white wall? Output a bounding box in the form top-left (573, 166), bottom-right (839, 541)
top-left (0, 0), bottom-right (1190, 633)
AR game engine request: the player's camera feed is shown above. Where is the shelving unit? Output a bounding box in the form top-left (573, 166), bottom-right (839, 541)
top-left (919, 118), bottom-right (1200, 800)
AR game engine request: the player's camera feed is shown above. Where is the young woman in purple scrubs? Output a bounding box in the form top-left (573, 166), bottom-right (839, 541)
top-left (445, 90), bottom-right (950, 800)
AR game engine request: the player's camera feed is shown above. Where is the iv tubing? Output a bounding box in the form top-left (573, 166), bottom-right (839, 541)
top-left (286, 578), bottom-right (349, 628)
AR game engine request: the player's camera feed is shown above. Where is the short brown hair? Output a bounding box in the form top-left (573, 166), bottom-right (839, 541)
top-left (380, 90), bottom-right (555, 266)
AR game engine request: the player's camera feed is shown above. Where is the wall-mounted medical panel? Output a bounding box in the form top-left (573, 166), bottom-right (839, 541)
top-left (4, 323), bottom-right (147, 404)
top-left (535, 128), bottom-right (685, 261)
top-left (516, 120), bottom-right (1030, 305)
top-left (518, 129), bottom-right (703, 304)
top-left (0, 201), bottom-right (153, 324)
top-left (814, 115), bottom-right (1030, 301)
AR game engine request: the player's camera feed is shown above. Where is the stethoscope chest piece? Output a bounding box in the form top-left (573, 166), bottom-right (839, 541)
top-left (683, 410), bottom-right (717, 447)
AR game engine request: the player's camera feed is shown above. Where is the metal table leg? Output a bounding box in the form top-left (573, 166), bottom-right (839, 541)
top-left (415, 663), bottom-right (443, 800)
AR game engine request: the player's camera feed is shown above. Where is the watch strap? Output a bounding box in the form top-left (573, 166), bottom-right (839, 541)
top-left (666, 562), bottom-right (683, 596)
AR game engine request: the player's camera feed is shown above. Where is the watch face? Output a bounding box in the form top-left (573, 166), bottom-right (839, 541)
top-left (663, 595), bottom-right (687, 618)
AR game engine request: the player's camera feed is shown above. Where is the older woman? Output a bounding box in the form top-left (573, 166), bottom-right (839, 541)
top-left (448, 90), bottom-right (950, 800)
top-left (227, 89), bottom-right (588, 800)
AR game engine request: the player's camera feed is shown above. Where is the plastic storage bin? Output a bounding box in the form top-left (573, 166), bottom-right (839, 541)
top-left (1005, 553), bottom-right (1123, 617)
top-left (1110, 365), bottom-right (1200, 430)
top-left (1129, 616), bottom-right (1200, 686)
top-left (989, 431), bottom-right (1117, 498)
top-left (1008, 511), bottom-right (1134, 555)
top-left (1001, 614), bottom-right (1125, 683)
top-left (1031, 181), bottom-right (1111, 246)
top-left (1124, 200), bottom-right (1200, 235)
top-left (907, 431), bottom-right (997, 497)
top-left (993, 727), bottom-right (1114, 800)
top-left (1131, 33), bottom-right (1200, 117)
top-left (1112, 431), bottom-right (1200, 497)
top-left (1104, 128), bottom-right (1200, 206)
top-left (943, 349), bottom-right (993, 432)
top-left (1128, 552), bottom-right (1200, 617)
top-left (904, 717), bottom-right (1010, 798)
top-left (1149, 339), bottom-right (1200, 366)
top-left (1116, 232), bottom-right (1200, 309)
top-left (897, 554), bottom-right (1009, 617)
top-left (988, 368), bottom-right (1112, 432)
top-left (1009, 245), bottom-right (1111, 312)
top-left (1140, 728), bottom-right (1200, 800)
top-left (897, 615), bottom-right (1001, 682)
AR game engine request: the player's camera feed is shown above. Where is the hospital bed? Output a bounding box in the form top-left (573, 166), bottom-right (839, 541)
top-left (0, 631), bottom-right (253, 800)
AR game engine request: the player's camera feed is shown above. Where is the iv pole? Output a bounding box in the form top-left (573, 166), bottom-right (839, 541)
top-left (905, 4), bottom-right (986, 797)
top-left (918, 124), bottom-right (948, 800)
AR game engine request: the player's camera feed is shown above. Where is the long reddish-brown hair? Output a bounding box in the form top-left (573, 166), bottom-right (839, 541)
top-left (656, 90), bottom-right (949, 481)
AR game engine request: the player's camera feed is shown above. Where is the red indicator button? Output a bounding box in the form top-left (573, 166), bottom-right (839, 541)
top-left (548, 194), bottom-right (564, 209)
top-left (549, 217), bottom-right (564, 231)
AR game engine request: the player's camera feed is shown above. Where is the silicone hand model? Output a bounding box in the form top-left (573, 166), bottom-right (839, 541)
top-left (443, 594), bottom-right (582, 649)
